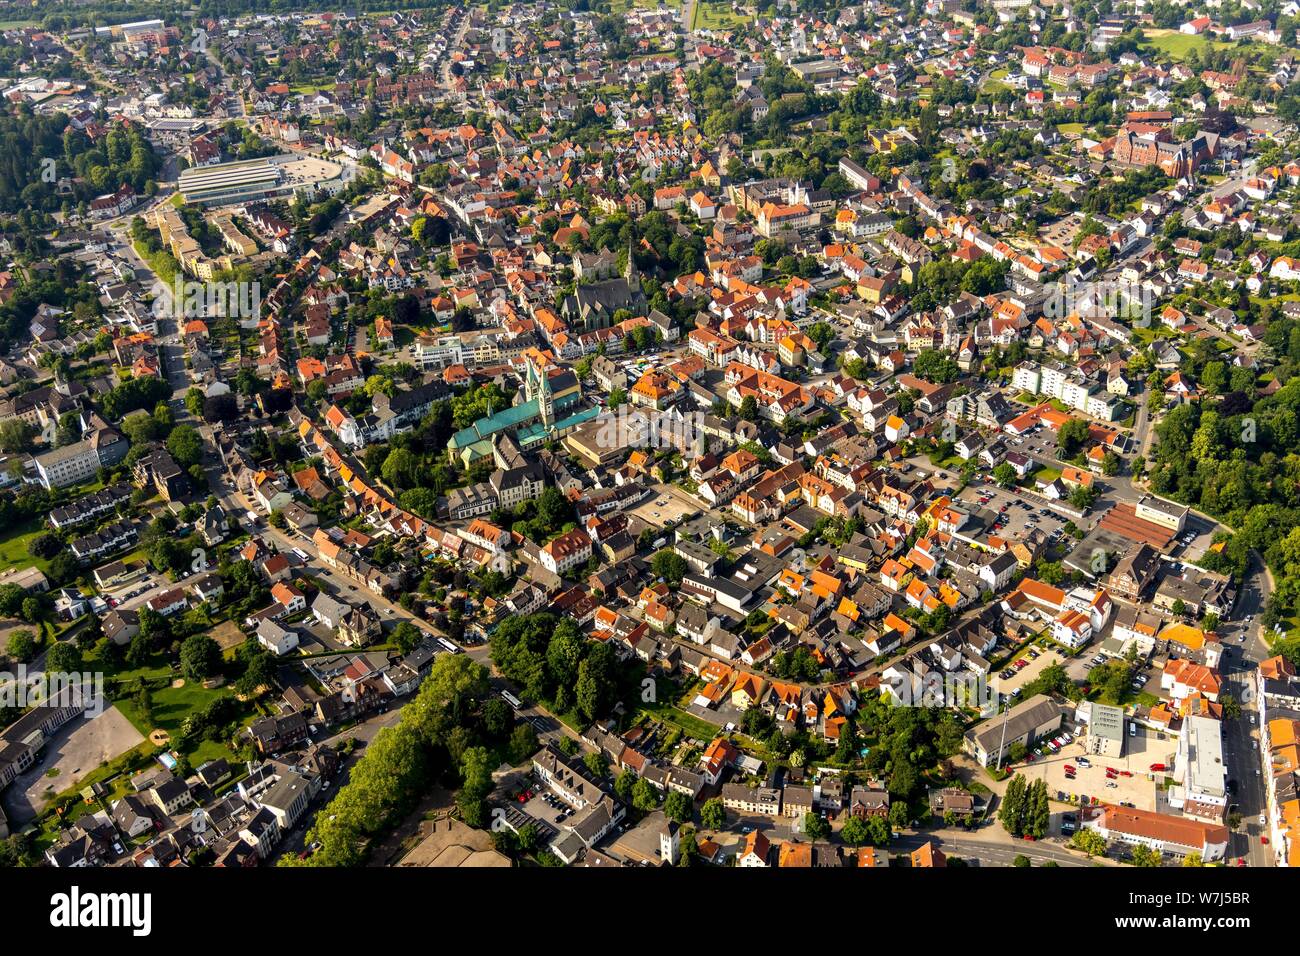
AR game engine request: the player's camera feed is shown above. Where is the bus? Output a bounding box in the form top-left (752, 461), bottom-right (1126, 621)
top-left (500, 690), bottom-right (522, 711)
top-left (436, 636), bottom-right (462, 655)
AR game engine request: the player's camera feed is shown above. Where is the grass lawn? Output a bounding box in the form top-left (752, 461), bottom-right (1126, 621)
top-left (1140, 30), bottom-right (1244, 62)
top-left (983, 68), bottom-right (1011, 93)
top-left (637, 702), bottom-right (723, 743)
top-left (92, 644), bottom-right (260, 762)
top-left (1033, 466), bottom-right (1062, 484)
top-left (0, 517), bottom-right (54, 575)
top-left (691, 0), bottom-right (750, 31)
top-left (1058, 122), bottom-right (1086, 136)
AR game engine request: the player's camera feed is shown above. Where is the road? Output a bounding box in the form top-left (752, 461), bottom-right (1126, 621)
top-left (1181, 161), bottom-right (1256, 226)
top-left (1217, 549), bottom-right (1274, 866)
top-left (891, 829), bottom-right (1103, 867)
top-left (270, 704), bottom-right (403, 862)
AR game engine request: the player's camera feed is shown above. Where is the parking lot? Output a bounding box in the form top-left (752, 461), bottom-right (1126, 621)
top-left (520, 788), bottom-right (577, 829)
top-left (627, 483), bottom-right (701, 530)
top-left (991, 645), bottom-right (1065, 698)
top-left (1012, 725), bottom-right (1176, 818)
top-left (958, 482), bottom-right (1072, 543)
top-left (1040, 213), bottom-right (1083, 248)
top-left (1008, 426), bottom-right (1059, 462)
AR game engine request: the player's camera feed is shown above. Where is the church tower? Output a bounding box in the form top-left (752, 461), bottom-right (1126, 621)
top-left (659, 819), bottom-right (680, 865)
top-left (623, 240), bottom-right (641, 288)
top-left (527, 359), bottom-right (554, 428)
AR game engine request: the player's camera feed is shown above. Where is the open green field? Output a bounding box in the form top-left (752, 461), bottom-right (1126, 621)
top-left (691, 0), bottom-right (751, 31)
top-left (1141, 30), bottom-right (1248, 62)
top-left (983, 67), bottom-right (1011, 93)
top-left (0, 518), bottom-right (53, 575)
top-left (93, 644), bottom-right (259, 765)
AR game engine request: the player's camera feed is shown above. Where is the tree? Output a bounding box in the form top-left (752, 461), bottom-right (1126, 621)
top-left (583, 751), bottom-right (609, 779)
top-left (664, 790), bottom-right (693, 825)
top-left (166, 424), bottom-right (204, 469)
top-left (841, 814), bottom-right (870, 846)
top-left (5, 629), bottom-right (37, 663)
top-left (700, 797), bottom-right (725, 830)
top-left (457, 746), bottom-right (493, 827)
top-left (179, 634), bottom-right (221, 681)
top-left (1069, 483), bottom-right (1098, 511)
top-left (391, 621), bottom-right (421, 656)
top-left (0, 419), bottom-right (35, 454)
top-left (615, 769), bottom-right (637, 803)
top-left (1220, 693), bottom-right (1242, 720)
top-left (912, 349), bottom-right (960, 384)
top-left (1130, 845), bottom-right (1162, 867)
top-left (381, 447), bottom-right (419, 490)
top-left (1000, 774), bottom-right (1028, 837)
top-left (126, 630), bottom-right (152, 668)
top-left (651, 549), bottom-right (688, 586)
top-left (889, 800), bottom-right (910, 830)
top-left (1182, 851), bottom-right (1203, 868)
top-left (993, 462), bottom-right (1018, 488)
top-left (46, 641), bottom-right (82, 674)
top-left (507, 724), bottom-right (539, 764)
top-left (203, 392), bottom-right (238, 423)
top-left (28, 533), bottom-right (63, 560)
top-left (1013, 854), bottom-right (1031, 867)
top-left (1057, 418), bottom-right (1091, 460)
top-left (575, 644), bottom-right (616, 723)
top-left (803, 812), bottom-right (830, 841)
top-left (1071, 828), bottom-right (1107, 857)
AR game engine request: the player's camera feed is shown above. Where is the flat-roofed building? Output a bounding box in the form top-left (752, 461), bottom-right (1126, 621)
top-left (963, 694), bottom-right (1064, 767)
top-left (1086, 702), bottom-right (1126, 758)
top-left (1134, 494), bottom-right (1188, 533)
top-left (179, 154), bottom-right (345, 207)
top-left (1169, 714), bottom-right (1227, 822)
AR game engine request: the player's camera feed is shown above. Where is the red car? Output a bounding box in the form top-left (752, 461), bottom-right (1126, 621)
top-left (1063, 766), bottom-right (1076, 774)
top-left (1149, 763), bottom-right (1167, 772)
top-left (1120, 771), bottom-right (1132, 777)
top-left (1261, 836), bottom-right (1269, 845)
